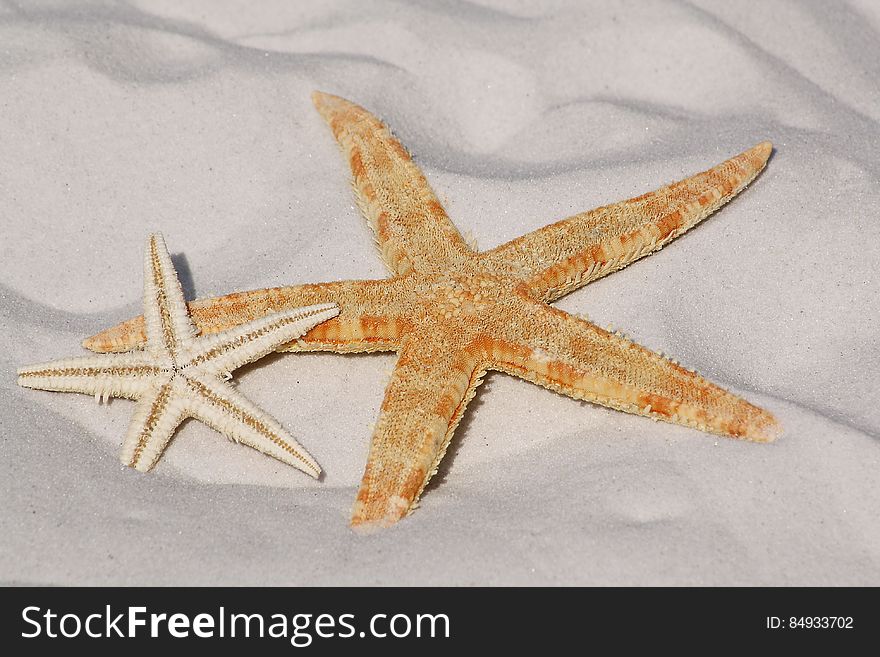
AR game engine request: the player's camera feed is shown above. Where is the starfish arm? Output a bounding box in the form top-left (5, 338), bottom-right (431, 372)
top-left (184, 303), bottom-right (339, 376)
top-left (484, 142), bottom-right (772, 302)
top-left (312, 91), bottom-right (473, 275)
top-left (143, 233), bottom-right (198, 360)
top-left (121, 376), bottom-right (187, 471)
top-left (352, 336), bottom-right (486, 529)
top-left (83, 279), bottom-right (407, 355)
top-left (17, 353), bottom-right (162, 400)
top-left (182, 372), bottom-right (321, 478)
top-left (487, 297), bottom-right (780, 442)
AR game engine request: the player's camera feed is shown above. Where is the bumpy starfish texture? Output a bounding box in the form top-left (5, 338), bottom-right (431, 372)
top-left (86, 93), bottom-right (780, 529)
top-left (19, 233), bottom-right (338, 476)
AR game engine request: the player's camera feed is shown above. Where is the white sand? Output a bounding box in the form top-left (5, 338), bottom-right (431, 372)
top-left (2, 0), bottom-right (879, 585)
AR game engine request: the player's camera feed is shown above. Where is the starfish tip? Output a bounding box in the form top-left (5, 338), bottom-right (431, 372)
top-left (742, 410), bottom-right (783, 443)
top-left (757, 417), bottom-right (783, 443)
top-left (311, 90), bottom-right (339, 110)
top-left (349, 516), bottom-right (396, 535)
top-left (16, 367), bottom-right (46, 389)
top-left (124, 456), bottom-right (153, 473)
top-left (83, 321), bottom-right (141, 353)
top-left (81, 334), bottom-right (102, 352)
top-left (750, 140), bottom-right (773, 165)
top-left (349, 496), bottom-right (410, 532)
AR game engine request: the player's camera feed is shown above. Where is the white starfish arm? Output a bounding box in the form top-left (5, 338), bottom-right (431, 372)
top-left (488, 296), bottom-right (781, 442)
top-left (312, 91), bottom-right (473, 275)
top-left (121, 376), bottom-right (187, 471)
top-left (184, 303), bottom-right (339, 376)
top-left (143, 233), bottom-right (197, 361)
top-left (182, 372), bottom-right (321, 478)
top-left (352, 336), bottom-right (485, 529)
top-left (484, 142), bottom-right (772, 302)
top-left (17, 353), bottom-right (163, 400)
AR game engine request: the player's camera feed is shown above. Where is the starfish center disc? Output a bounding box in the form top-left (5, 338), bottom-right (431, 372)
top-left (425, 273), bottom-right (509, 321)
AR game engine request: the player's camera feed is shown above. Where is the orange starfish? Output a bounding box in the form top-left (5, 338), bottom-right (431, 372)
top-left (85, 92), bottom-right (780, 529)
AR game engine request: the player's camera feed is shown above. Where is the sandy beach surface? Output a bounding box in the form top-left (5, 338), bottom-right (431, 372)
top-left (2, 0), bottom-right (878, 585)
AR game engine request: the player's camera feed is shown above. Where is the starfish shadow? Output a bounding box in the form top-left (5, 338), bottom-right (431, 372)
top-left (170, 253), bottom-right (197, 300)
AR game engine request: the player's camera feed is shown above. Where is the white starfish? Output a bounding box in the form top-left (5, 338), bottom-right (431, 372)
top-left (18, 233), bottom-right (338, 477)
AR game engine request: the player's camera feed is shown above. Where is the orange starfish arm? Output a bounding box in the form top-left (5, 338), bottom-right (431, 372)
top-left (484, 142), bottom-right (772, 303)
top-left (352, 336), bottom-right (486, 529)
top-left (83, 279), bottom-right (407, 354)
top-left (486, 295), bottom-right (780, 442)
top-left (312, 91), bottom-right (473, 275)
